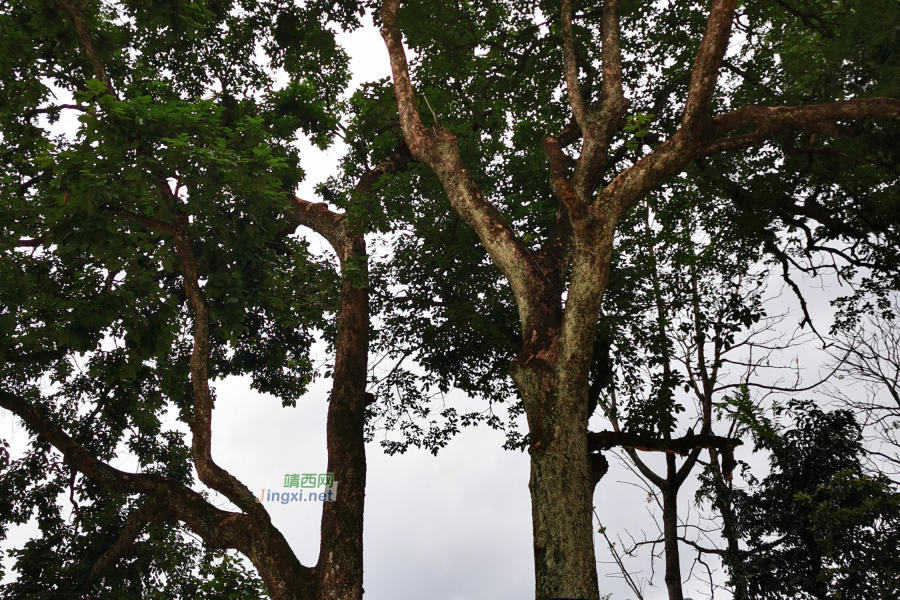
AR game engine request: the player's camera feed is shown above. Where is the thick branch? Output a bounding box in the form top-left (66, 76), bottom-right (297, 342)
top-left (709, 98), bottom-right (900, 153)
top-left (682, 0), bottom-right (737, 131)
top-left (589, 430), bottom-right (742, 456)
top-left (284, 145), bottom-right (410, 260)
top-left (542, 135), bottom-right (586, 220)
top-left (597, 0), bottom-right (625, 122)
top-left (167, 217), bottom-right (267, 518)
top-left (591, 133), bottom-right (691, 223)
top-left (595, 96), bottom-right (900, 225)
top-left (56, 0), bottom-right (116, 96)
top-left (380, 0), bottom-right (549, 333)
top-left (285, 199), bottom-right (348, 255)
top-left (0, 390), bottom-right (310, 598)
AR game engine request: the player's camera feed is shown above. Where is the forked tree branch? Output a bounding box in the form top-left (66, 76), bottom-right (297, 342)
top-left (588, 0), bottom-right (743, 227)
top-left (571, 0), bottom-right (627, 198)
top-left (284, 144), bottom-right (412, 260)
top-left (559, 0), bottom-right (628, 202)
top-left (380, 0), bottom-right (551, 333)
top-left (594, 95), bottom-right (900, 227)
top-left (286, 199), bottom-right (349, 254)
top-left (282, 142), bottom-right (416, 600)
top-left (0, 389), bottom-right (310, 598)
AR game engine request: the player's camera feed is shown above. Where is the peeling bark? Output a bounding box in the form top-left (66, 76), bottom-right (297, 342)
top-left (512, 367), bottom-right (601, 600)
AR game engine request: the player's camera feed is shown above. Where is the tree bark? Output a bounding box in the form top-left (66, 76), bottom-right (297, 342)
top-left (507, 218), bottom-right (612, 600)
top-left (662, 462), bottom-right (684, 600)
top-left (314, 233), bottom-right (369, 600)
top-left (513, 361), bottom-right (600, 600)
top-left (708, 448), bottom-right (747, 600)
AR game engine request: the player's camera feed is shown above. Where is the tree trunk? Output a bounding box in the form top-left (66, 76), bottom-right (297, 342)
top-left (662, 460), bottom-right (684, 600)
top-left (513, 357), bottom-right (599, 600)
top-left (709, 449), bottom-right (747, 600)
top-left (314, 237), bottom-right (369, 600)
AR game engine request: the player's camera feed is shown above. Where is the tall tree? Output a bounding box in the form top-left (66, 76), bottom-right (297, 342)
top-left (0, 0), bottom-right (397, 598)
top-left (365, 0), bottom-right (900, 598)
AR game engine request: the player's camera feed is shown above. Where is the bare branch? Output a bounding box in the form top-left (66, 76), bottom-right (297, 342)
top-left (589, 430), bottom-right (742, 456)
top-left (678, 536), bottom-right (725, 556)
top-left (595, 511), bottom-right (647, 600)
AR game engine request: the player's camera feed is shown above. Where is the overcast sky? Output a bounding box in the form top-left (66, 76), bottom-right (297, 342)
top-left (0, 13), bottom-right (866, 600)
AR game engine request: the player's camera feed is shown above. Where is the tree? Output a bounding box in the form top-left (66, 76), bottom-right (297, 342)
top-left (362, 0), bottom-right (900, 598)
top-left (584, 183), bottom-right (834, 600)
top-left (590, 191), bottom-right (777, 600)
top-left (825, 294), bottom-right (900, 475)
top-left (701, 400), bottom-right (900, 600)
top-left (0, 1), bottom-right (392, 598)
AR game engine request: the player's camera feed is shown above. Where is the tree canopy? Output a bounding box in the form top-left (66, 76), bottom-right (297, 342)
top-left (2, 0), bottom-right (900, 599)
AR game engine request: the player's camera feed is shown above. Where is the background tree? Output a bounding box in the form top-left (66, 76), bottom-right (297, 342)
top-left (700, 400), bottom-right (900, 600)
top-left (589, 186), bottom-right (784, 600)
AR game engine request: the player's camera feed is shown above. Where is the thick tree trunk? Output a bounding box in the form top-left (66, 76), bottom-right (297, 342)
top-left (314, 237), bottom-right (369, 600)
top-left (513, 359), bottom-right (599, 600)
